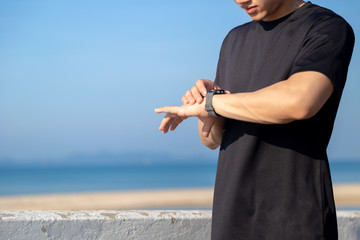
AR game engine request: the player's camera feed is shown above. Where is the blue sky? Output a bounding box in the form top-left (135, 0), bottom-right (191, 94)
top-left (0, 0), bottom-right (359, 162)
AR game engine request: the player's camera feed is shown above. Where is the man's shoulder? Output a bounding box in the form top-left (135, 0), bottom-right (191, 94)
top-left (304, 3), bottom-right (352, 29)
top-left (301, 3), bottom-right (354, 43)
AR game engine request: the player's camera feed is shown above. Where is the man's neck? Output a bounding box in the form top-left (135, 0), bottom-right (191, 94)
top-left (263, 0), bottom-right (306, 22)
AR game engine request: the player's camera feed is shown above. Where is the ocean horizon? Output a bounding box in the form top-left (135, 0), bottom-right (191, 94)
top-left (0, 160), bottom-right (359, 197)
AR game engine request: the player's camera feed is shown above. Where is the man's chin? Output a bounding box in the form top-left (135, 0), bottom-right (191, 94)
top-left (249, 14), bottom-right (265, 21)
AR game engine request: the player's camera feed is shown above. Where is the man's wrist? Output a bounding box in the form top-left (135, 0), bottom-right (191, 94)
top-left (205, 89), bottom-right (225, 117)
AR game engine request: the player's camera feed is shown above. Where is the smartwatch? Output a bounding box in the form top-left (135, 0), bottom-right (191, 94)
top-left (205, 89), bottom-right (225, 117)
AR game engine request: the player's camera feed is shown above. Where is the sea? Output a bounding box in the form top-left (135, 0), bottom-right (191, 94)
top-left (0, 160), bottom-right (359, 197)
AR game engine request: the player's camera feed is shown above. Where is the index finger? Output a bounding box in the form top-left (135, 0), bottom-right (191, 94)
top-left (154, 106), bottom-right (180, 115)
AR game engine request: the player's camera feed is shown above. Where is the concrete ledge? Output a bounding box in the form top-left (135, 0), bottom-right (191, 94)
top-left (0, 210), bottom-right (359, 240)
top-left (337, 211), bottom-right (360, 240)
top-left (0, 210), bottom-right (212, 240)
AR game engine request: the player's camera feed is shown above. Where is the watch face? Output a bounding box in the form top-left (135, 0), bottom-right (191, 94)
top-left (208, 89), bottom-right (225, 94)
top-left (215, 90), bottom-right (225, 94)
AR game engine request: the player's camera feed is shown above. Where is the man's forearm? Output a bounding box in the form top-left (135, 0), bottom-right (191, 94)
top-left (198, 117), bottom-right (225, 149)
top-left (212, 71), bottom-right (334, 124)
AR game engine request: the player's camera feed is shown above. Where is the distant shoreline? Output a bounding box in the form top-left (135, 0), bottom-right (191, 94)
top-left (0, 188), bottom-right (214, 211)
top-left (0, 184), bottom-right (359, 211)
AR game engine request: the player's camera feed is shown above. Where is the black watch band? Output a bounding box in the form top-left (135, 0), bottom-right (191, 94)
top-left (205, 89), bottom-right (225, 117)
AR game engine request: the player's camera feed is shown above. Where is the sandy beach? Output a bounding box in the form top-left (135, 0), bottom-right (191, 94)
top-left (0, 188), bottom-right (214, 210)
top-left (0, 184), bottom-right (359, 210)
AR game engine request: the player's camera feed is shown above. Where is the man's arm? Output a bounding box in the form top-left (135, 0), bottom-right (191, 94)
top-left (155, 71), bottom-right (334, 147)
top-left (198, 117), bottom-right (225, 150)
top-left (211, 71), bottom-right (334, 124)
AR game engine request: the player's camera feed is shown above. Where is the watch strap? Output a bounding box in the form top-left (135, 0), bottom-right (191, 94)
top-left (205, 89), bottom-right (225, 117)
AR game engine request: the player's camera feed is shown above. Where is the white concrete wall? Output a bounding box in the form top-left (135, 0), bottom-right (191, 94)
top-left (0, 210), bottom-right (359, 240)
top-left (0, 210), bottom-right (211, 240)
top-left (338, 211), bottom-right (360, 240)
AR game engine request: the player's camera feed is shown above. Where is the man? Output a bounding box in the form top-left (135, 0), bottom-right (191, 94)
top-left (155, 0), bottom-right (354, 239)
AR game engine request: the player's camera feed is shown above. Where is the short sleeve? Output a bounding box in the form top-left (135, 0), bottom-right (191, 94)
top-left (290, 17), bottom-right (355, 93)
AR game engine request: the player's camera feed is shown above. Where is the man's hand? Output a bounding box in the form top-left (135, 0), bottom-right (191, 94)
top-left (182, 79), bottom-right (222, 104)
top-left (155, 78), bottom-right (227, 139)
top-left (155, 101), bottom-right (214, 134)
top-left (155, 79), bottom-right (219, 134)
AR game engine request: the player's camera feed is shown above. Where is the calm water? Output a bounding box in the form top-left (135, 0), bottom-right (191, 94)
top-left (0, 163), bottom-right (217, 196)
top-left (0, 161), bottom-right (359, 196)
top-left (330, 161), bottom-right (360, 183)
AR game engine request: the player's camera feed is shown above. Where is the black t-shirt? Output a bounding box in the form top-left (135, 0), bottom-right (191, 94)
top-left (212, 3), bottom-right (354, 240)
